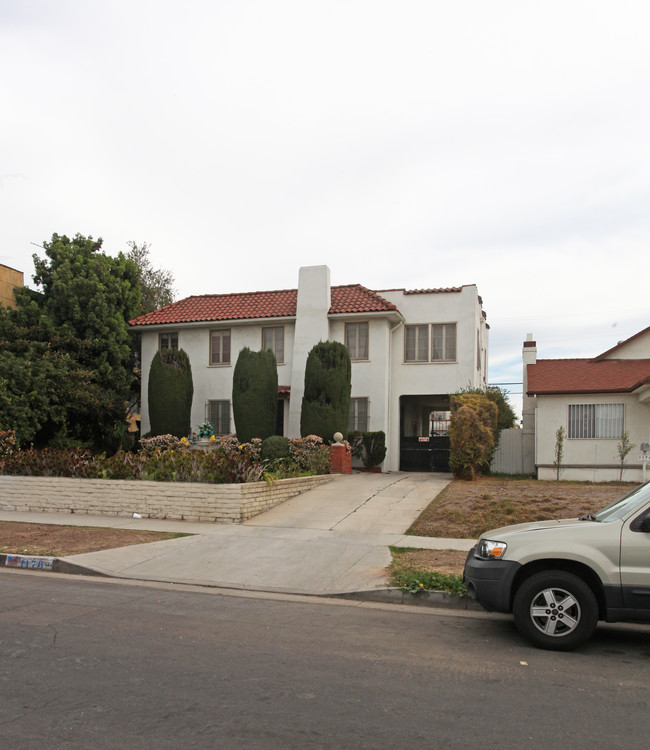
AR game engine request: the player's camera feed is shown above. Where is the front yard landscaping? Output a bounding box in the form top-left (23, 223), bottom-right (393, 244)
top-left (1, 477), bottom-right (636, 596)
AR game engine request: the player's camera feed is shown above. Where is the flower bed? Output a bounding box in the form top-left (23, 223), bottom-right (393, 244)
top-left (0, 434), bottom-right (331, 483)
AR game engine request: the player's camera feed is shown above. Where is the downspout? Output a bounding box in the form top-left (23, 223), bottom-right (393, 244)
top-left (387, 316), bottom-right (404, 471)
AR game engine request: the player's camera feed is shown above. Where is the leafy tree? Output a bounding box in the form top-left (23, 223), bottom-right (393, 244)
top-left (0, 233), bottom-right (140, 451)
top-left (232, 347), bottom-right (278, 443)
top-left (300, 341), bottom-right (351, 443)
top-left (148, 348), bottom-right (194, 438)
top-left (456, 386), bottom-right (516, 436)
top-left (126, 241), bottom-right (176, 316)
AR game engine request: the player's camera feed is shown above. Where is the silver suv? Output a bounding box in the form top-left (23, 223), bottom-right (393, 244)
top-left (463, 481), bottom-right (650, 650)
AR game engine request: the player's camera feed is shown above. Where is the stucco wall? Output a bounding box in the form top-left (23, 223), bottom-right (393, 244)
top-left (140, 319), bottom-right (296, 435)
top-left (381, 285), bottom-right (487, 471)
top-left (535, 393), bottom-right (650, 482)
top-left (136, 275), bottom-right (488, 472)
top-left (0, 474), bottom-right (330, 524)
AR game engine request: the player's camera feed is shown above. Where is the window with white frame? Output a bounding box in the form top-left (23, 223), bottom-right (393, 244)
top-left (568, 403), bottom-right (624, 439)
top-left (210, 328), bottom-right (231, 365)
top-left (262, 326), bottom-right (284, 364)
top-left (158, 331), bottom-right (178, 350)
top-left (349, 397), bottom-right (369, 432)
top-left (207, 400), bottom-right (230, 435)
top-left (345, 322), bottom-right (369, 360)
top-left (404, 325), bottom-right (429, 362)
top-left (432, 323), bottom-right (457, 361)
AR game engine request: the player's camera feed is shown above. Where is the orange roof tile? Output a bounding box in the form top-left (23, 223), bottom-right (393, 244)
top-left (129, 284), bottom-right (398, 327)
top-left (527, 359), bottom-right (650, 395)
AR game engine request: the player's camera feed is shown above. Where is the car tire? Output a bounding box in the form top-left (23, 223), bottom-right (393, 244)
top-left (513, 570), bottom-right (598, 651)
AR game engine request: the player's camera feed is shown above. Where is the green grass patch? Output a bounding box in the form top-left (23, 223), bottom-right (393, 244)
top-left (388, 546), bottom-right (468, 597)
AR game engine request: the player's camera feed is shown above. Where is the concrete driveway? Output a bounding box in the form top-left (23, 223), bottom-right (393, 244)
top-left (3, 472), bottom-right (474, 595)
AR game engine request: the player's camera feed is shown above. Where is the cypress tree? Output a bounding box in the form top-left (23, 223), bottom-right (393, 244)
top-left (148, 348), bottom-right (194, 438)
top-left (232, 347), bottom-right (278, 443)
top-left (300, 341), bottom-right (351, 442)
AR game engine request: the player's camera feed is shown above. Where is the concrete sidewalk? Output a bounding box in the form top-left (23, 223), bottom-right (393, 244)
top-left (0, 472), bottom-right (475, 599)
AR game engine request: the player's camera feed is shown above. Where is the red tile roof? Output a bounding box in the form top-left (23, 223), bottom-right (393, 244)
top-left (527, 359), bottom-right (650, 395)
top-left (129, 284), bottom-right (398, 327)
top-left (402, 287), bottom-right (463, 295)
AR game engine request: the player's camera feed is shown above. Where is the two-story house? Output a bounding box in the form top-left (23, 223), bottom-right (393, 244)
top-left (130, 265), bottom-right (488, 472)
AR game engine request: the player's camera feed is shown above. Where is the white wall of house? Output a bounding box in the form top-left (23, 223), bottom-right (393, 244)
top-left (600, 329), bottom-right (650, 360)
top-left (381, 285), bottom-right (488, 471)
top-left (139, 318), bottom-right (296, 436)
top-left (329, 315), bottom-right (394, 464)
top-left (137, 270), bottom-right (488, 473)
top-left (535, 393), bottom-right (650, 482)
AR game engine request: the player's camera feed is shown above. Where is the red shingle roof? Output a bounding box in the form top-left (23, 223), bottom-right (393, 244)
top-left (129, 284), bottom-right (398, 327)
top-left (527, 359), bottom-right (650, 395)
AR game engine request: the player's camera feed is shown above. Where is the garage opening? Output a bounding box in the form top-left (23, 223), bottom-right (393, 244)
top-left (399, 395), bottom-right (450, 472)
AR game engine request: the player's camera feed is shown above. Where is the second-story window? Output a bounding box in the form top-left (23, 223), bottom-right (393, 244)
top-left (159, 331), bottom-right (178, 350)
top-left (432, 323), bottom-right (457, 361)
top-left (404, 325), bottom-right (429, 362)
top-left (210, 329), bottom-right (231, 365)
top-left (262, 326), bottom-right (284, 364)
top-left (345, 322), bottom-right (369, 360)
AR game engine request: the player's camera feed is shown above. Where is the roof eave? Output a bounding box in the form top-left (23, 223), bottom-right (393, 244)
top-left (130, 314), bottom-right (297, 331)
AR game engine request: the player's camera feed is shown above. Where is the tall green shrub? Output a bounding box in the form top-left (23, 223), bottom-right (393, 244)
top-left (232, 347), bottom-right (278, 443)
top-left (349, 430), bottom-right (386, 468)
top-left (300, 341), bottom-right (351, 443)
top-left (448, 392), bottom-right (497, 480)
top-left (148, 348), bottom-right (193, 438)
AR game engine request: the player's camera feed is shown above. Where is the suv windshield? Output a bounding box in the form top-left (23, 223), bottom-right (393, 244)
top-left (593, 482), bottom-right (650, 523)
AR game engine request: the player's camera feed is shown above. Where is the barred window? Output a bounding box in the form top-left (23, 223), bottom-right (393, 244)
top-left (262, 326), bottom-right (284, 364)
top-left (568, 403), bottom-right (624, 439)
top-left (345, 322), bottom-right (369, 360)
top-left (405, 325), bottom-right (429, 362)
top-left (207, 400), bottom-right (230, 435)
top-left (158, 331), bottom-right (178, 350)
top-left (349, 397), bottom-right (369, 432)
top-left (210, 329), bottom-right (231, 365)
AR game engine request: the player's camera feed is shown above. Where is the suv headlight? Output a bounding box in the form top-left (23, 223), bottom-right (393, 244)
top-left (475, 539), bottom-right (508, 560)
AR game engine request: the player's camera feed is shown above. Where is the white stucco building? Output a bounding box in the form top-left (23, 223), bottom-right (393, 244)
top-left (130, 265), bottom-right (489, 472)
top-left (524, 326), bottom-right (650, 482)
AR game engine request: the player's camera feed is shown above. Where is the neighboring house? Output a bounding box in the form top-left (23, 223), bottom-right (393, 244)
top-left (0, 263), bottom-right (24, 309)
top-left (523, 327), bottom-right (650, 482)
top-left (130, 265), bottom-right (488, 472)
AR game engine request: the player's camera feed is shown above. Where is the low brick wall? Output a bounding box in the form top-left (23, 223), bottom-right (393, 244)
top-left (0, 474), bottom-right (332, 524)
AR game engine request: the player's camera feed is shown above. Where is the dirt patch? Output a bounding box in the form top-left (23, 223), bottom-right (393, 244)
top-left (399, 477), bottom-right (633, 575)
top-left (392, 548), bottom-right (468, 576)
top-left (0, 522), bottom-right (187, 557)
top-left (408, 477), bottom-right (630, 539)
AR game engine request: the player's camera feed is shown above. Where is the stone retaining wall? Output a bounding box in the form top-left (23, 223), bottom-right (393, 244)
top-left (0, 474), bottom-right (331, 524)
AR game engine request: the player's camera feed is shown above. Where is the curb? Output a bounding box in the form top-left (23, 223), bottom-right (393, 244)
top-left (1, 555), bottom-right (482, 612)
top-left (332, 587), bottom-right (484, 611)
top-left (1, 553), bottom-right (108, 577)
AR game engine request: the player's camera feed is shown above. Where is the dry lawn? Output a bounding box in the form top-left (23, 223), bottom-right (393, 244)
top-left (397, 477), bottom-right (633, 576)
top-left (409, 477), bottom-right (630, 539)
top-left (0, 522), bottom-right (185, 557)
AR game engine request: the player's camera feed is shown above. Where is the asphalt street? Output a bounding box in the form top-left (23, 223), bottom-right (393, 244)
top-left (2, 572), bottom-right (649, 750)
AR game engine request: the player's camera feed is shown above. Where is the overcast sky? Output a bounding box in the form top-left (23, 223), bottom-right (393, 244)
top-left (2, 1), bottom-right (649, 415)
